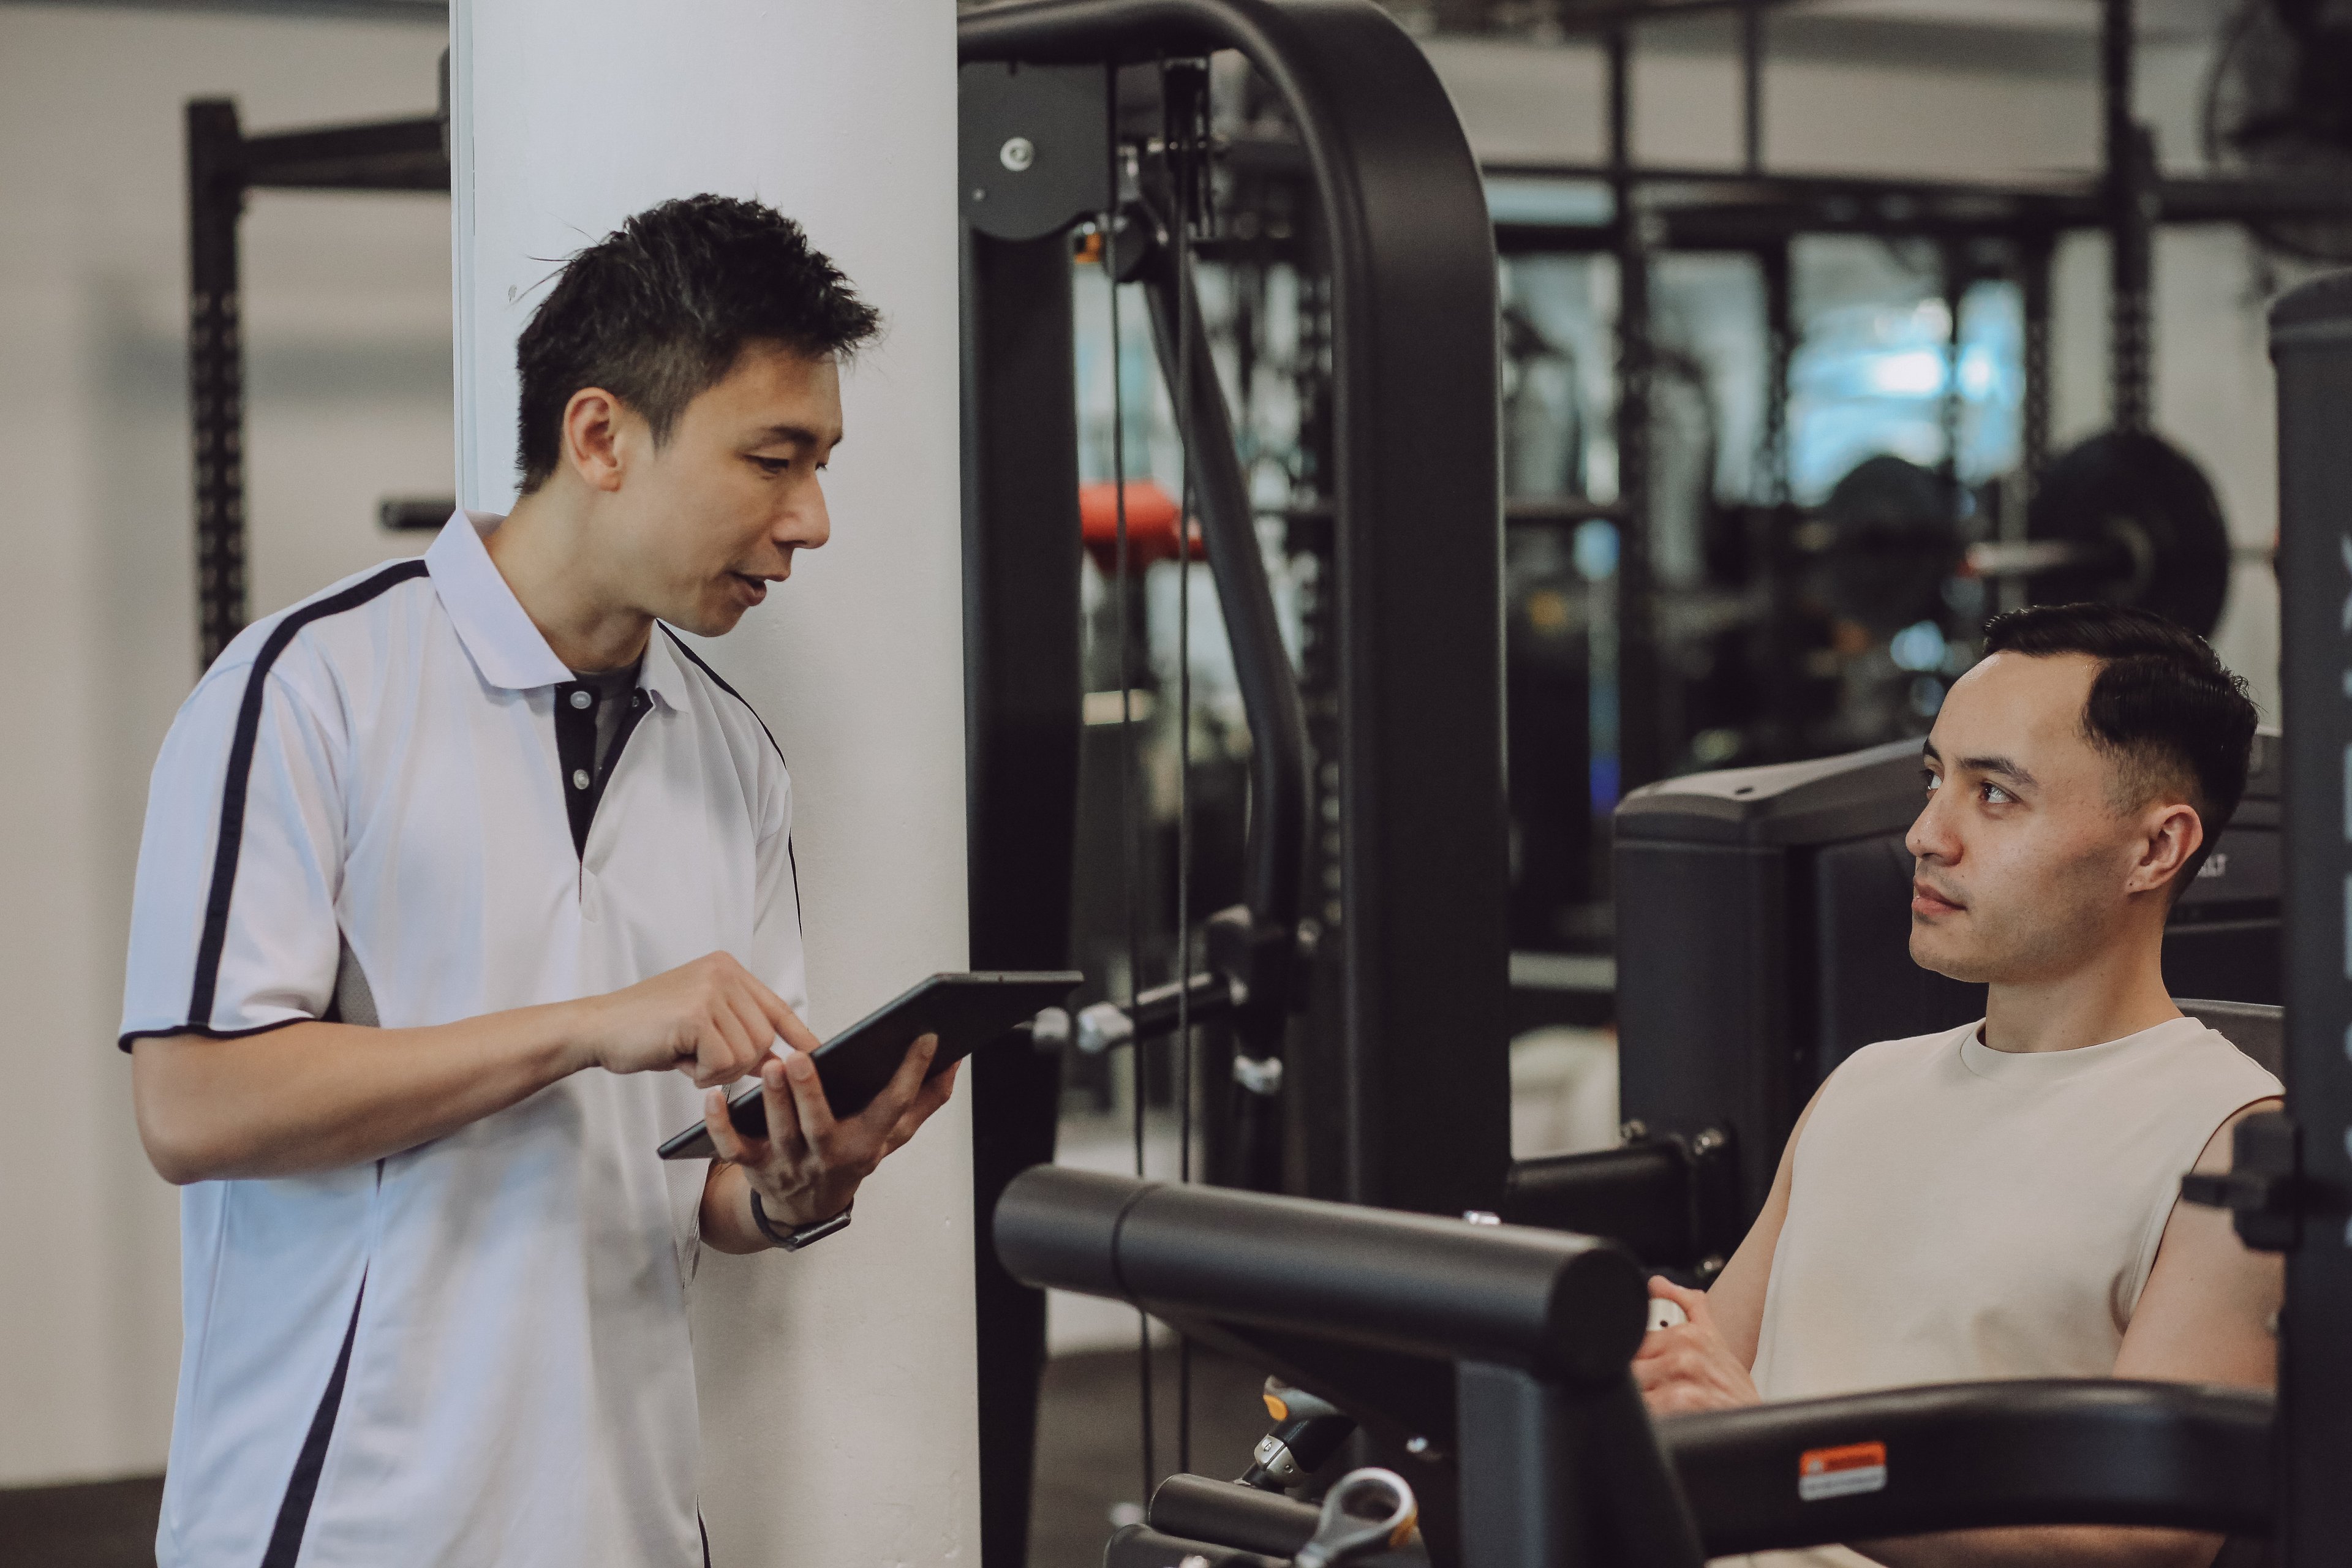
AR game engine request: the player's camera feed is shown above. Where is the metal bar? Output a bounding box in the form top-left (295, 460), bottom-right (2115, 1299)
top-left (241, 116), bottom-right (449, 191)
top-left (2019, 232), bottom-right (2054, 489)
top-left (187, 99), bottom-right (248, 671)
top-left (1139, 235), bottom-right (1310, 1039)
top-left (960, 225), bottom-right (1087, 1568)
top-left (2102, 0), bottom-right (2152, 432)
top-left (1537, 0), bottom-right (1814, 33)
top-left (1937, 241), bottom-right (1966, 497)
top-left (1608, 25), bottom-right (1664, 793)
top-left (965, 0), bottom-right (1510, 1221)
top-left (1481, 162), bottom-right (2352, 231)
top-left (1740, 1), bottom-right (1763, 176)
top-left (1756, 239), bottom-right (1800, 756)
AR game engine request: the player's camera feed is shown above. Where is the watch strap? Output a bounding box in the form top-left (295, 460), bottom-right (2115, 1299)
top-left (750, 1190), bottom-right (853, 1251)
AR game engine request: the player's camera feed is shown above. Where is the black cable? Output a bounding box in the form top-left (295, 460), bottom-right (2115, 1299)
top-left (1106, 62), bottom-right (1155, 1507)
top-left (1167, 57), bottom-right (1204, 1480)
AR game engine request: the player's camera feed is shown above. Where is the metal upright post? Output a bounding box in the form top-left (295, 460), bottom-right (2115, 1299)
top-left (1757, 241), bottom-right (1798, 756)
top-left (1740, 1), bottom-right (1765, 176)
top-left (2102, 0), bottom-right (2154, 433)
top-left (2019, 232), bottom-right (2054, 485)
top-left (187, 100), bottom-right (248, 671)
top-left (1937, 243), bottom-right (1967, 505)
top-left (962, 223), bottom-right (1087, 1568)
top-left (2267, 272), bottom-right (2352, 1568)
top-left (2009, 232), bottom-right (2054, 615)
top-left (1609, 26), bottom-right (1662, 793)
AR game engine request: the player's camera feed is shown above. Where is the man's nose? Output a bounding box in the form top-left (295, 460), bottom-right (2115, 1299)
top-left (788, 478), bottom-right (831, 552)
top-left (1905, 791), bottom-right (1954, 863)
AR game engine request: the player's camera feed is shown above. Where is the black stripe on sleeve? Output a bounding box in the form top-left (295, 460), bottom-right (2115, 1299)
top-left (658, 624), bottom-right (786, 766)
top-left (184, 561), bottom-right (428, 1030)
top-left (258, 1273), bottom-right (366, 1568)
top-left (659, 625), bottom-right (804, 935)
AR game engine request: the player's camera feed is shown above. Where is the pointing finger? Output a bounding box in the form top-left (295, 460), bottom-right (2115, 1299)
top-left (747, 982), bottom-right (823, 1056)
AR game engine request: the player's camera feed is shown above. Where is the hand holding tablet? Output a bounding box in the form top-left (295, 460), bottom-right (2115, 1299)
top-left (658, 970), bottom-right (1083, 1160)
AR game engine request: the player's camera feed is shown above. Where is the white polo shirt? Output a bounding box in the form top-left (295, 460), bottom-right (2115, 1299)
top-left (120, 511), bottom-right (805, 1568)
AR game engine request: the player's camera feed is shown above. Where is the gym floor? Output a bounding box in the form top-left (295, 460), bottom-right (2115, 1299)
top-left (1030, 1344), bottom-right (1268, 1568)
top-left (0, 1344), bottom-right (1265, 1568)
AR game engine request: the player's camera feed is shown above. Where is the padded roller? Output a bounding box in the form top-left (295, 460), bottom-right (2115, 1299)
top-left (995, 1167), bottom-right (1647, 1383)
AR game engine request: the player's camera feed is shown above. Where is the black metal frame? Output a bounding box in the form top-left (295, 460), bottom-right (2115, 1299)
top-left (184, 99), bottom-right (448, 668)
top-left (2266, 271), bottom-right (2352, 1568)
top-left (1476, 0), bottom-right (2352, 804)
top-left (957, 5), bottom-right (1507, 1562)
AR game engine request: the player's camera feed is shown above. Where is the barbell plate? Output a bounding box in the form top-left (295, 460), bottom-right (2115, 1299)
top-left (2023, 429), bottom-right (2233, 638)
top-left (1811, 454), bottom-right (1961, 635)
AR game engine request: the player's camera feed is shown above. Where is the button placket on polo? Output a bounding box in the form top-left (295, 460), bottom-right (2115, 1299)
top-left (552, 682), bottom-right (603, 857)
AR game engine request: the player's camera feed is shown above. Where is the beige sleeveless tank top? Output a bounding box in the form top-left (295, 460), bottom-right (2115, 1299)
top-left (1728, 1016), bottom-right (2280, 1568)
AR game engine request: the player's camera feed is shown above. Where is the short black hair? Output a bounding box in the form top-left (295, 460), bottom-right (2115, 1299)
top-left (513, 194), bottom-right (881, 494)
top-left (1981, 602), bottom-right (2258, 891)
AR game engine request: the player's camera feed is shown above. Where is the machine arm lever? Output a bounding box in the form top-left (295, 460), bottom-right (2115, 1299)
top-left (1076, 968), bottom-right (1249, 1055)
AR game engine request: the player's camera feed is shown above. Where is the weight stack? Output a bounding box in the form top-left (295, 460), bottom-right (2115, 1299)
top-left (1613, 735), bottom-right (2281, 1219)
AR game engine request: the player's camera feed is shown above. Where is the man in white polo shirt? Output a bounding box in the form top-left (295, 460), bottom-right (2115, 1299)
top-left (119, 196), bottom-right (954, 1567)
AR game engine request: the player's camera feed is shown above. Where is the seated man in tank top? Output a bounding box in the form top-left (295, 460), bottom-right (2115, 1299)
top-left (1635, 602), bottom-right (2279, 1568)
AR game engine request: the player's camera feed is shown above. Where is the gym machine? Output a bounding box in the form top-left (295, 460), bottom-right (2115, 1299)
top-left (995, 1166), bottom-right (2274, 1567)
top-left (958, 2), bottom-right (1510, 1560)
top-left (995, 257), bottom-right (2352, 1568)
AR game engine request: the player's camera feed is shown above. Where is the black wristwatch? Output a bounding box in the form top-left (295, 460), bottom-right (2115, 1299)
top-left (750, 1190), bottom-right (853, 1252)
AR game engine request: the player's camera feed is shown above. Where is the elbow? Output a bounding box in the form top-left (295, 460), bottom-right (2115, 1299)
top-left (130, 1040), bottom-right (232, 1185)
top-left (136, 1106), bottom-right (218, 1186)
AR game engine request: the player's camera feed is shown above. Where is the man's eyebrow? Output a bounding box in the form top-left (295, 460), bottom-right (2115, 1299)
top-left (1959, 753), bottom-right (2038, 790)
top-left (750, 423), bottom-right (840, 446)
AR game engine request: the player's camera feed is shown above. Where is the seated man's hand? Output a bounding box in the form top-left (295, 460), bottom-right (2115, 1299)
top-left (702, 1031), bottom-right (960, 1229)
top-left (1634, 1276), bottom-right (1761, 1416)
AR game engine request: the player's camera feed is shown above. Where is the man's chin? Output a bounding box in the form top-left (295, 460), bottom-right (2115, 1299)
top-left (1908, 925), bottom-right (1988, 984)
top-left (671, 603), bottom-right (750, 639)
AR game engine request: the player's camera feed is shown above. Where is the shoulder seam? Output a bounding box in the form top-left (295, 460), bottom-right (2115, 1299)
top-left (184, 560), bottom-right (429, 1028)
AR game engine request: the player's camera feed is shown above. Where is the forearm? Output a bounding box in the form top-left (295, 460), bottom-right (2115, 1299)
top-left (1855, 1526), bottom-right (2220, 1568)
top-left (132, 1004), bottom-right (594, 1183)
top-left (699, 1161), bottom-right (772, 1254)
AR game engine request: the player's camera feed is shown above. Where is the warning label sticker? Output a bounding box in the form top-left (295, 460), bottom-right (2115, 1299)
top-left (1798, 1442), bottom-right (1888, 1502)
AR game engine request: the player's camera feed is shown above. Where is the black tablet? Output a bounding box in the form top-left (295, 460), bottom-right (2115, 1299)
top-left (657, 970), bottom-right (1083, 1161)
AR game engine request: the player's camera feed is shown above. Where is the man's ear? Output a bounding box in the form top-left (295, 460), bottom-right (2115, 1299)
top-left (2130, 801), bottom-right (2204, 897)
top-left (561, 387), bottom-right (631, 493)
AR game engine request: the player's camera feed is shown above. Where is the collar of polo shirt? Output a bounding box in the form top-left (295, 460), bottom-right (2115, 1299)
top-left (425, 510), bottom-right (695, 710)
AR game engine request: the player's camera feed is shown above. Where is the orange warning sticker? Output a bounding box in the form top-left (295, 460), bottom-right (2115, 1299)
top-left (1798, 1442), bottom-right (1888, 1502)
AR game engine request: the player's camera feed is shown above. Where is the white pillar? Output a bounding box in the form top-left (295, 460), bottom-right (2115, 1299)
top-left (450, 6), bottom-right (975, 1562)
